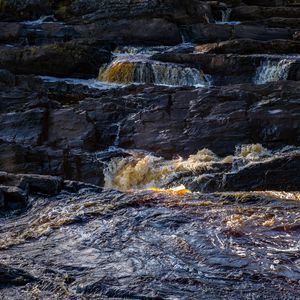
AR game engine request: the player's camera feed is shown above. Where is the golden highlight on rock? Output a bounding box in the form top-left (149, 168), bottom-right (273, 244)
top-left (99, 62), bottom-right (135, 83)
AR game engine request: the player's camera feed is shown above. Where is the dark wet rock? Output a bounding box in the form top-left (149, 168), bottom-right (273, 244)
top-left (222, 152), bottom-right (300, 191)
top-left (119, 81), bottom-right (300, 157)
top-left (178, 151), bottom-right (300, 192)
top-left (0, 172), bottom-right (63, 196)
top-left (231, 5), bottom-right (300, 21)
top-left (0, 264), bottom-right (35, 287)
top-left (244, 17), bottom-right (300, 29)
top-left (0, 77), bottom-right (300, 183)
top-left (73, 18), bottom-right (183, 46)
top-left (183, 23), bottom-right (294, 44)
top-left (0, 0), bottom-right (213, 46)
top-left (0, 22), bottom-right (22, 43)
top-left (0, 188), bottom-right (300, 298)
top-left (0, 69), bottom-right (15, 87)
top-left (0, 142), bottom-right (106, 186)
top-left (20, 174), bottom-right (63, 195)
top-left (0, 108), bottom-right (47, 145)
top-left (0, 41), bottom-right (111, 78)
top-left (242, 0), bottom-right (288, 5)
top-left (0, 0), bottom-right (51, 21)
top-left (294, 31), bottom-right (300, 41)
top-left (0, 185), bottom-right (28, 211)
top-left (63, 180), bottom-right (102, 193)
top-left (62, 0), bottom-right (212, 24)
top-left (196, 39), bottom-right (300, 55)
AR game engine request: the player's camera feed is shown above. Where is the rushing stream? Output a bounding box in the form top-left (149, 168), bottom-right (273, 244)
top-left (1, 2), bottom-right (300, 299)
top-left (98, 52), bottom-right (208, 87)
top-left (1, 188), bottom-right (300, 299)
top-left (254, 59), bottom-right (296, 84)
top-left (1, 144), bottom-right (300, 298)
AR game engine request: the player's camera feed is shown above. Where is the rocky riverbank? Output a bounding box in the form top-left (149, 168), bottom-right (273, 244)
top-left (1, 0), bottom-right (300, 298)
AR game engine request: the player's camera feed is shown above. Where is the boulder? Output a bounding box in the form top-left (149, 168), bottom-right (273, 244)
top-left (222, 152), bottom-right (300, 191)
top-left (0, 41), bottom-right (111, 78)
top-left (195, 39), bottom-right (300, 54)
top-left (0, 185), bottom-right (28, 211)
top-left (0, 75), bottom-right (300, 184)
top-left (0, 172), bottom-right (63, 196)
top-left (183, 23), bottom-right (293, 43)
top-left (231, 5), bottom-right (300, 21)
top-left (0, 0), bottom-right (51, 21)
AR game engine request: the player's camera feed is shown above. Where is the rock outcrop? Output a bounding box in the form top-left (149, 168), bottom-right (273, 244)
top-left (0, 41), bottom-right (111, 77)
top-left (0, 73), bottom-right (299, 185)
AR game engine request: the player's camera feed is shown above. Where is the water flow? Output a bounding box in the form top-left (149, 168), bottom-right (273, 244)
top-left (222, 8), bottom-right (232, 23)
top-left (103, 144), bottom-right (272, 191)
top-left (98, 57), bottom-right (208, 87)
top-left (215, 8), bottom-right (240, 25)
top-left (21, 15), bottom-right (62, 25)
top-left (254, 59), bottom-right (295, 84)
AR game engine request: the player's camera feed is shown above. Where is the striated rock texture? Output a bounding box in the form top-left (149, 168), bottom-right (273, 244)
top-left (1, 0), bottom-right (300, 299)
top-left (0, 73), bottom-right (299, 185)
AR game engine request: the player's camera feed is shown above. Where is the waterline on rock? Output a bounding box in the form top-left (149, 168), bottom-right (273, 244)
top-left (40, 76), bottom-right (125, 90)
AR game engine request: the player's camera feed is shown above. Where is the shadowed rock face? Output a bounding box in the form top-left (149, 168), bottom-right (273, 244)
top-left (0, 75), bottom-right (300, 184)
top-left (1, 0), bottom-right (300, 298)
top-left (1, 187), bottom-right (300, 298)
top-left (0, 42), bottom-right (111, 78)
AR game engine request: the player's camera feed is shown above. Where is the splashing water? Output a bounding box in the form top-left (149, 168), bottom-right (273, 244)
top-left (98, 58), bottom-right (208, 87)
top-left (104, 149), bottom-right (218, 191)
top-left (147, 185), bottom-right (192, 195)
top-left (103, 144), bottom-right (271, 191)
top-left (254, 59), bottom-right (295, 84)
top-left (222, 8), bottom-right (232, 23)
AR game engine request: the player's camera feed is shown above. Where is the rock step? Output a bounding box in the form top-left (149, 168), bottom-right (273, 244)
top-left (183, 23), bottom-right (295, 44)
top-left (0, 41), bottom-right (111, 78)
top-left (195, 39), bottom-right (300, 55)
top-left (243, 18), bottom-right (300, 29)
top-left (152, 51), bottom-right (300, 85)
top-left (231, 6), bottom-right (300, 21)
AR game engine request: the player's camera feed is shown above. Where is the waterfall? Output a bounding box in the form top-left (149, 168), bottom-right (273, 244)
top-left (222, 8), bottom-right (232, 23)
top-left (98, 58), bottom-right (209, 87)
top-left (254, 59), bottom-right (295, 85)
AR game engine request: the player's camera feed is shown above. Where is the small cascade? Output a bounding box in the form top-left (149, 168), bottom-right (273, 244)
top-left (214, 7), bottom-right (240, 25)
top-left (98, 58), bottom-right (208, 87)
top-left (254, 59), bottom-right (295, 85)
top-left (222, 8), bottom-right (232, 23)
top-left (21, 15), bottom-right (60, 25)
top-left (103, 144), bottom-right (272, 191)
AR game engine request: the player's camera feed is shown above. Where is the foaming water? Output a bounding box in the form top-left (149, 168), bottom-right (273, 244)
top-left (103, 144), bottom-right (272, 191)
top-left (254, 59), bottom-right (296, 84)
top-left (222, 8), bottom-right (232, 23)
top-left (21, 15), bottom-right (63, 25)
top-left (98, 55), bottom-right (209, 87)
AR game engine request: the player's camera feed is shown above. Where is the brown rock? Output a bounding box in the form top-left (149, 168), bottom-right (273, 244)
top-left (0, 41), bottom-right (111, 78)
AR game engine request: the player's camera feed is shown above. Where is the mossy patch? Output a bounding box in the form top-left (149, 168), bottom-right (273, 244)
top-left (0, 0), bottom-right (7, 13)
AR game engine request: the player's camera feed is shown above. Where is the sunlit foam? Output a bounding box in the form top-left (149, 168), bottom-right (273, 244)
top-left (147, 185), bottom-right (191, 195)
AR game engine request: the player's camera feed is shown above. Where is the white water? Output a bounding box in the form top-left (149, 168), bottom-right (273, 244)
top-left (99, 55), bottom-right (209, 87)
top-left (215, 8), bottom-right (241, 25)
top-left (21, 15), bottom-right (63, 26)
top-left (254, 59), bottom-right (295, 84)
top-left (39, 76), bottom-right (124, 90)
